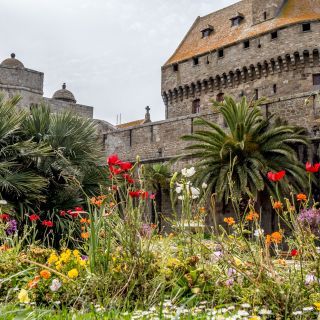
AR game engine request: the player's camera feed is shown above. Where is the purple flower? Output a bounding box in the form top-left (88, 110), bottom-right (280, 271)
top-left (81, 255), bottom-right (89, 261)
top-left (6, 219), bottom-right (17, 235)
top-left (228, 268), bottom-right (237, 277)
top-left (226, 278), bottom-right (234, 287)
top-left (298, 208), bottom-right (320, 236)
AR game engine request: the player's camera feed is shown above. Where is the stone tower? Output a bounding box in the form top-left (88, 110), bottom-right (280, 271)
top-left (252, 0), bottom-right (287, 24)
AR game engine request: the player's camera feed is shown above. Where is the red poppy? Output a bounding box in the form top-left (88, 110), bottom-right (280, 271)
top-left (107, 154), bottom-right (120, 166)
top-left (42, 220), bottom-right (53, 227)
top-left (74, 207), bottom-right (83, 212)
top-left (129, 191), bottom-right (140, 198)
top-left (0, 213), bottom-right (10, 221)
top-left (59, 210), bottom-right (66, 217)
top-left (119, 162), bottom-right (132, 171)
top-left (29, 214), bottom-right (40, 221)
top-left (290, 249), bottom-right (299, 257)
top-left (122, 174), bottom-right (135, 184)
top-left (267, 170), bottom-right (285, 182)
top-left (67, 210), bottom-right (72, 215)
top-left (109, 165), bottom-right (122, 175)
top-left (306, 162), bottom-right (320, 173)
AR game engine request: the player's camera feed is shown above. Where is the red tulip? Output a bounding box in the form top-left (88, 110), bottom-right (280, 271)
top-left (42, 220), bottom-right (54, 227)
top-left (119, 162), bottom-right (133, 171)
top-left (107, 154), bottom-right (120, 166)
top-left (59, 210), bottom-right (66, 217)
top-left (29, 214), bottom-right (40, 221)
top-left (0, 213), bottom-right (10, 221)
top-left (129, 191), bottom-right (140, 198)
top-left (290, 249), bottom-right (299, 257)
top-left (74, 207), bottom-right (83, 212)
top-left (140, 191), bottom-right (149, 199)
top-left (267, 170), bottom-right (285, 182)
top-left (306, 162), bottom-right (320, 173)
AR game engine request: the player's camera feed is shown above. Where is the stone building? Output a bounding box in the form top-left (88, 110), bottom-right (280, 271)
top-left (105, 0), bottom-right (320, 166)
top-left (0, 53), bottom-right (93, 118)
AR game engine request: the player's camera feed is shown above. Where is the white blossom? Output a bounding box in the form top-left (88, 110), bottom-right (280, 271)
top-left (0, 200), bottom-right (7, 205)
top-left (175, 186), bottom-right (182, 194)
top-left (181, 167), bottom-right (196, 178)
top-left (201, 182), bottom-right (208, 189)
top-left (254, 229), bottom-right (264, 237)
top-left (49, 279), bottom-right (62, 292)
top-left (190, 187), bottom-right (200, 199)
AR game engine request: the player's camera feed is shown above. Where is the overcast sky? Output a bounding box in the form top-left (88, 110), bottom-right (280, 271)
top-left (0, 0), bottom-right (237, 124)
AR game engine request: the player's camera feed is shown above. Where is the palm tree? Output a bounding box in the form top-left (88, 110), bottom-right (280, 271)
top-left (0, 94), bottom-right (49, 205)
top-left (182, 96), bottom-right (309, 203)
top-left (142, 163), bottom-right (171, 225)
top-left (21, 104), bottom-right (106, 209)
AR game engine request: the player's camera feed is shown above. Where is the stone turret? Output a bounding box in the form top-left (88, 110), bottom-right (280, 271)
top-left (52, 83), bottom-right (77, 103)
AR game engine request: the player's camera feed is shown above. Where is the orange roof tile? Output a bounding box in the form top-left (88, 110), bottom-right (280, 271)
top-left (116, 119), bottom-right (145, 129)
top-left (165, 0), bottom-right (320, 66)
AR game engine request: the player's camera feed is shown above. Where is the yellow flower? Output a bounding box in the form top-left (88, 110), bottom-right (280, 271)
top-left (314, 302), bottom-right (320, 311)
top-left (73, 249), bottom-right (80, 257)
top-left (40, 270), bottom-right (51, 279)
top-left (68, 268), bottom-right (79, 279)
top-left (47, 253), bottom-right (59, 265)
top-left (18, 289), bottom-right (30, 304)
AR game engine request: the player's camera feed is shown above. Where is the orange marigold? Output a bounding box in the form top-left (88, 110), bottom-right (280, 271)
top-left (81, 232), bottom-right (90, 239)
top-left (270, 231), bottom-right (283, 244)
top-left (273, 201), bottom-right (283, 209)
top-left (245, 211), bottom-right (259, 221)
top-left (39, 270), bottom-right (51, 279)
top-left (224, 217), bottom-right (235, 226)
top-left (296, 193), bottom-right (307, 201)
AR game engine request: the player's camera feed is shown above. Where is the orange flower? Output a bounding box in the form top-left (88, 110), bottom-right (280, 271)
top-left (297, 193), bottom-right (307, 201)
top-left (81, 226), bottom-right (86, 231)
top-left (199, 207), bottom-right (206, 213)
top-left (28, 276), bottom-right (40, 289)
top-left (40, 270), bottom-right (51, 279)
top-left (266, 231), bottom-right (283, 245)
top-left (271, 231), bottom-right (283, 244)
top-left (81, 232), bottom-right (90, 239)
top-left (245, 211), bottom-right (259, 221)
top-left (273, 201), bottom-right (283, 209)
top-left (224, 217), bottom-right (235, 226)
top-left (265, 234), bottom-right (272, 245)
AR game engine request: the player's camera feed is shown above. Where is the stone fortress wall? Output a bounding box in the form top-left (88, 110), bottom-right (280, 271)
top-left (0, 54), bottom-right (94, 119)
top-left (105, 0), bottom-right (320, 167)
top-left (161, 22), bottom-right (320, 122)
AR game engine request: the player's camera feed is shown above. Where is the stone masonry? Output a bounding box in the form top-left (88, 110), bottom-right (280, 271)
top-left (105, 0), bottom-right (320, 166)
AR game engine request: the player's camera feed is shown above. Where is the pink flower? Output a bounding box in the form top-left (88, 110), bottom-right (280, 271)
top-left (59, 210), bottom-right (66, 217)
top-left (150, 193), bottom-right (156, 200)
